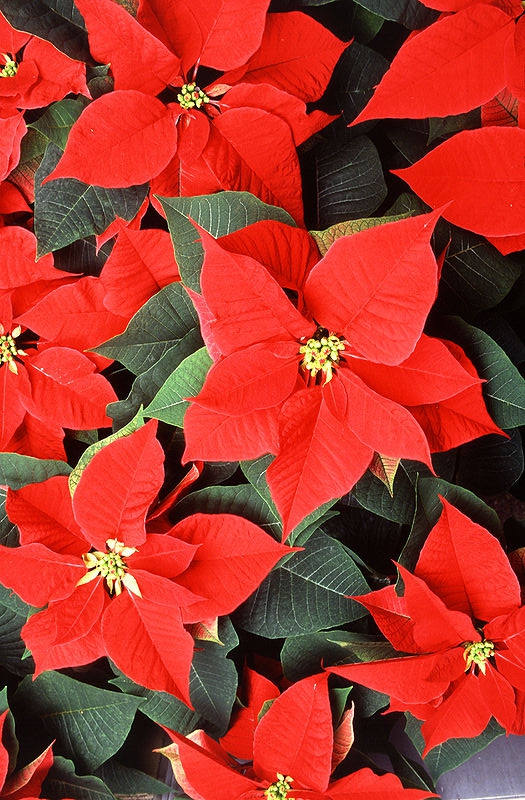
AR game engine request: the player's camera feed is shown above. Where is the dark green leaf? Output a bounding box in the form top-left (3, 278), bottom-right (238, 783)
top-left (0, 487), bottom-right (19, 547)
top-left (189, 617), bottom-right (238, 736)
top-left (312, 134), bottom-right (387, 229)
top-left (94, 760), bottom-right (171, 795)
top-left (348, 465), bottom-right (416, 524)
top-left (232, 529), bottom-right (369, 638)
top-left (436, 230), bottom-right (521, 317)
top-left (34, 143), bottom-right (148, 256)
top-left (44, 757), bottom-right (115, 800)
top-left (170, 484), bottom-right (281, 541)
top-left (0, 0), bottom-right (90, 61)
top-left (454, 429), bottom-right (523, 496)
top-left (353, 0), bottom-right (438, 27)
top-left (14, 672), bottom-right (143, 772)
top-left (442, 317), bottom-right (525, 428)
top-left (144, 347), bottom-right (213, 428)
top-left (404, 714), bottom-right (504, 782)
top-left (158, 191), bottom-right (295, 291)
top-left (95, 283), bottom-right (202, 375)
top-left (110, 672), bottom-right (202, 733)
top-left (29, 98), bottom-right (89, 150)
top-left (0, 454), bottom-right (71, 490)
top-left (327, 41), bottom-right (389, 123)
top-left (0, 583), bottom-right (34, 675)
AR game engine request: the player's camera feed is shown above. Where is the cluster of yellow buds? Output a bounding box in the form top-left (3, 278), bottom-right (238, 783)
top-left (463, 639), bottom-right (495, 674)
top-left (77, 538), bottom-right (142, 597)
top-left (0, 53), bottom-right (18, 77)
top-left (177, 82), bottom-right (210, 110)
top-left (0, 324), bottom-right (27, 374)
top-left (299, 330), bottom-right (346, 383)
top-left (264, 773), bottom-right (294, 799)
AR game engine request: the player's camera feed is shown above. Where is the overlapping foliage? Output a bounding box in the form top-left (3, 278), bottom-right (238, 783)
top-left (0, 0), bottom-right (524, 799)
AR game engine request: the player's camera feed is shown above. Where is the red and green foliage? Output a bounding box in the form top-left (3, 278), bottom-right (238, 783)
top-left (0, 0), bottom-right (523, 798)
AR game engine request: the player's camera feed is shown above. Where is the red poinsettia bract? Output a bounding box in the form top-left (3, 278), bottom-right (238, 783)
top-left (349, 0), bottom-right (525, 251)
top-left (328, 497), bottom-right (525, 753)
top-left (43, 0), bottom-right (347, 224)
top-left (0, 421), bottom-right (292, 704)
top-left (182, 215), bottom-right (502, 538)
top-left (0, 708), bottom-right (56, 800)
top-left (158, 672), bottom-right (437, 800)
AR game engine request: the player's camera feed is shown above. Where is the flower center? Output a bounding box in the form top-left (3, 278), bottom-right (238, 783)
top-left (264, 774), bottom-right (294, 800)
top-left (299, 327), bottom-right (346, 384)
top-left (77, 538), bottom-right (141, 597)
top-left (0, 324), bottom-right (27, 374)
top-left (0, 54), bottom-right (18, 77)
top-left (177, 82), bottom-right (210, 110)
top-left (463, 639), bottom-right (495, 674)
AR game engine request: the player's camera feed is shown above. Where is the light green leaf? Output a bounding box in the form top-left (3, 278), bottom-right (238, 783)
top-left (310, 211), bottom-right (409, 256)
top-left (158, 191), bottom-right (295, 291)
top-left (144, 347), bottom-right (213, 427)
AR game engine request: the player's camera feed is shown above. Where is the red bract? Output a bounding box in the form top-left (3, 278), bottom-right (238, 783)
top-left (182, 215), bottom-right (502, 538)
top-left (44, 0), bottom-right (346, 224)
top-left (328, 497), bottom-right (525, 754)
top-left (0, 421), bottom-right (292, 704)
top-left (0, 12), bottom-right (88, 110)
top-left (0, 709), bottom-right (54, 800)
top-left (159, 672), bottom-right (436, 800)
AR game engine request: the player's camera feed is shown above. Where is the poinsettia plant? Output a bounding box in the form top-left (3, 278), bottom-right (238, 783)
top-left (0, 0), bottom-right (522, 798)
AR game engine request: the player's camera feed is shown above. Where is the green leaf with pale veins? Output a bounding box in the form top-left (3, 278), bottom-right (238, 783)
top-left (34, 143), bottom-right (148, 256)
top-left (310, 212), bottom-right (410, 256)
top-left (232, 529), bottom-right (369, 638)
top-left (94, 283), bottom-right (202, 375)
top-left (144, 347), bottom-right (213, 428)
top-left (14, 672), bottom-right (143, 773)
top-left (158, 191), bottom-right (295, 291)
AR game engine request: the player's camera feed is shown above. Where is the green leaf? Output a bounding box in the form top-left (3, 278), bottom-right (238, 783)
top-left (109, 672), bottom-right (202, 733)
top-left (241, 454), bottom-right (338, 545)
top-left (0, 584), bottom-right (35, 676)
top-left (189, 617), bottom-right (238, 736)
top-left (232, 529), bottom-right (369, 638)
top-left (453, 428), bottom-right (524, 496)
top-left (312, 135), bottom-right (387, 229)
top-left (353, 0), bottom-right (438, 27)
top-left (170, 484), bottom-right (281, 542)
top-left (442, 317), bottom-right (525, 428)
top-left (44, 757), bottom-right (115, 800)
top-left (144, 347), bottom-right (213, 427)
top-left (327, 41), bottom-right (389, 124)
top-left (436, 229), bottom-right (521, 316)
top-left (349, 464), bottom-right (416, 525)
top-left (68, 408), bottom-right (145, 495)
top-left (29, 98), bottom-right (89, 150)
top-left (94, 283), bottom-right (202, 375)
top-left (34, 142), bottom-right (148, 256)
top-left (0, 488), bottom-right (18, 547)
top-left (94, 760), bottom-right (172, 795)
top-left (14, 672), bottom-right (143, 772)
top-left (0, 0), bottom-right (90, 61)
top-left (158, 191), bottom-right (295, 291)
top-left (404, 714), bottom-right (504, 782)
top-left (310, 211), bottom-right (409, 256)
top-left (0, 454), bottom-right (71, 490)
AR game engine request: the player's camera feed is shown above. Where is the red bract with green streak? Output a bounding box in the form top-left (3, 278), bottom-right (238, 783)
top-left (0, 421), bottom-right (292, 705)
top-left (182, 214), bottom-right (502, 538)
